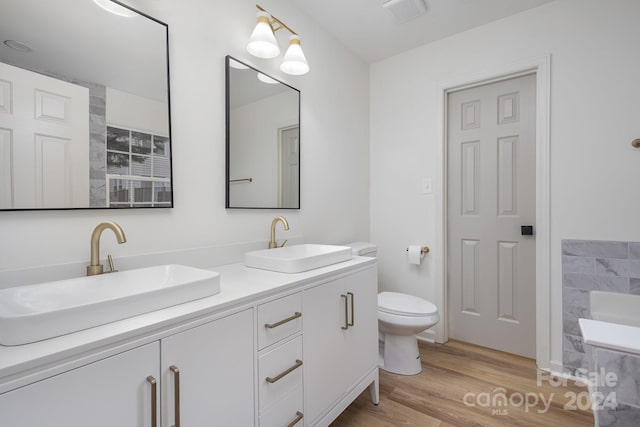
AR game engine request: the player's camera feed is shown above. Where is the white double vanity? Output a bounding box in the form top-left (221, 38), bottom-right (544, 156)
top-left (0, 245), bottom-right (379, 427)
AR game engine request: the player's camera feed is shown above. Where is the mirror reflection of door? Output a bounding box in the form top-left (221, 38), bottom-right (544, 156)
top-left (0, 62), bottom-right (89, 209)
top-left (279, 126), bottom-right (299, 208)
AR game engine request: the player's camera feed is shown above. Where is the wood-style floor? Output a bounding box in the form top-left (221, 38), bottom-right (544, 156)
top-left (331, 340), bottom-right (594, 427)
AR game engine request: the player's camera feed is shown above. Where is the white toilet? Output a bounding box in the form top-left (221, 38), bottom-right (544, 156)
top-left (346, 242), bottom-right (440, 375)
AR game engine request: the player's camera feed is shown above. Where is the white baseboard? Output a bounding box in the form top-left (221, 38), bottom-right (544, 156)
top-left (417, 329), bottom-right (437, 343)
top-left (548, 359), bottom-right (565, 376)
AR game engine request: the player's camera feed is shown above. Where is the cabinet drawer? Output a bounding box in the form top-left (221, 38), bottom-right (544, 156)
top-left (259, 384), bottom-right (304, 427)
top-left (259, 335), bottom-right (303, 411)
top-left (258, 292), bottom-right (302, 349)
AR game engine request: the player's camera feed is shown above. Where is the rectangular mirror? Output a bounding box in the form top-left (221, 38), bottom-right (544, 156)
top-left (225, 56), bottom-right (300, 209)
top-left (0, 0), bottom-right (172, 210)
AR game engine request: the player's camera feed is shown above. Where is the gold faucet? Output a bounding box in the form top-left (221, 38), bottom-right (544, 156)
top-left (268, 216), bottom-right (289, 249)
top-left (87, 221), bottom-right (127, 276)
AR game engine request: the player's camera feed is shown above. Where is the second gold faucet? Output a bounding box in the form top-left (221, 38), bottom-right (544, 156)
top-left (269, 216), bottom-right (289, 249)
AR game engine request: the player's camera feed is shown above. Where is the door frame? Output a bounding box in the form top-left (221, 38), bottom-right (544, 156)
top-left (434, 56), bottom-right (551, 369)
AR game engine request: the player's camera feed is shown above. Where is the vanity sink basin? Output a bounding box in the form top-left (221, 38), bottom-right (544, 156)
top-left (244, 244), bottom-right (352, 273)
top-left (0, 264), bottom-right (220, 346)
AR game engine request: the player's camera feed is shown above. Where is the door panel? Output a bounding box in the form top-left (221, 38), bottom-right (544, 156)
top-left (303, 267), bottom-right (378, 425)
top-left (0, 62), bottom-right (88, 209)
top-left (160, 309), bottom-right (255, 427)
top-left (0, 342), bottom-right (160, 427)
top-left (447, 74), bottom-right (536, 358)
top-left (279, 126), bottom-right (299, 208)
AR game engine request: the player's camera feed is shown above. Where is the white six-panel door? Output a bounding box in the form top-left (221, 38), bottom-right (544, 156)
top-left (447, 74), bottom-right (536, 358)
top-left (279, 126), bottom-right (299, 208)
top-left (0, 62), bottom-right (89, 209)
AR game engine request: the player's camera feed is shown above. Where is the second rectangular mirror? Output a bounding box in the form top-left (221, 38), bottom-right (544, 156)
top-left (225, 56), bottom-right (300, 209)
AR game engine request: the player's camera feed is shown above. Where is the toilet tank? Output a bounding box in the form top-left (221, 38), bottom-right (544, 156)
top-left (344, 242), bottom-right (377, 257)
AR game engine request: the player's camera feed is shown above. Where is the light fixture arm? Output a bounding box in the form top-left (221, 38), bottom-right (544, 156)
top-left (256, 4), bottom-right (298, 36)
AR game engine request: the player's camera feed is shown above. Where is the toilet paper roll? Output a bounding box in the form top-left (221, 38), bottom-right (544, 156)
top-left (408, 245), bottom-right (422, 265)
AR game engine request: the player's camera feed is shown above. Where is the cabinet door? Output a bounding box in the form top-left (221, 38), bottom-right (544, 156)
top-left (303, 267), bottom-right (378, 425)
top-left (342, 268), bottom-right (378, 386)
top-left (161, 308), bottom-right (254, 427)
top-left (0, 342), bottom-right (160, 427)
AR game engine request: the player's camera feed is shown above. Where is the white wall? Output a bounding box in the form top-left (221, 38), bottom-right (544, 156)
top-left (0, 0), bottom-right (370, 272)
top-left (106, 87), bottom-right (169, 135)
top-left (370, 0), bottom-right (640, 370)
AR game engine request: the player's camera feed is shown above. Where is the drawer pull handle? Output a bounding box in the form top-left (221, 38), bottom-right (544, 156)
top-left (146, 376), bottom-right (157, 427)
top-left (266, 359), bottom-right (303, 383)
top-left (287, 411), bottom-right (304, 427)
top-left (347, 292), bottom-right (355, 327)
top-left (341, 294), bottom-right (349, 330)
top-left (264, 312), bottom-right (302, 329)
top-left (170, 365), bottom-right (181, 427)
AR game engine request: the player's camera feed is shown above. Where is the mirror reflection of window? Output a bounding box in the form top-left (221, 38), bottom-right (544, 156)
top-left (106, 126), bottom-right (172, 208)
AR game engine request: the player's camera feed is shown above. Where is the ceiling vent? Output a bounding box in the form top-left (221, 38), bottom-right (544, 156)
top-left (382, 0), bottom-right (427, 24)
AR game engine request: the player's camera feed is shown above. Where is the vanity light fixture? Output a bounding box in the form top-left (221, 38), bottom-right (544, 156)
top-left (247, 10), bottom-right (280, 59)
top-left (280, 35), bottom-right (309, 76)
top-left (92, 0), bottom-right (138, 18)
top-left (246, 4), bottom-right (310, 75)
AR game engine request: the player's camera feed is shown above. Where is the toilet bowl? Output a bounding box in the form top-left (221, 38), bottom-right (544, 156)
top-left (378, 291), bottom-right (439, 375)
top-left (345, 242), bottom-right (440, 376)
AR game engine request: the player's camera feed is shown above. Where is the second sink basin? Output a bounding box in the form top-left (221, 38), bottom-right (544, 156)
top-left (0, 264), bottom-right (220, 346)
top-left (244, 244), bottom-right (352, 273)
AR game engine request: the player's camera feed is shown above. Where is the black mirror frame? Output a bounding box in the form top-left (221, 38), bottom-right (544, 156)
top-left (0, 0), bottom-right (173, 211)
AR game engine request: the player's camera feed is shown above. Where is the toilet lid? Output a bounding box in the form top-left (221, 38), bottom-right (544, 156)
top-left (378, 292), bottom-right (438, 317)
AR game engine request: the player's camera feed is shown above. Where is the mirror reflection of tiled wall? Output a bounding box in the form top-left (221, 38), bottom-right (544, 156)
top-left (562, 240), bottom-right (640, 375)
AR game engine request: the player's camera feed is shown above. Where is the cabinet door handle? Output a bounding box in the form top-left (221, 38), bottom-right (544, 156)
top-left (287, 411), bottom-right (304, 427)
top-left (266, 359), bottom-right (303, 383)
top-left (347, 292), bottom-right (355, 327)
top-left (341, 294), bottom-right (349, 330)
top-left (264, 312), bottom-right (302, 329)
top-left (146, 376), bottom-right (157, 427)
top-left (170, 365), bottom-right (181, 427)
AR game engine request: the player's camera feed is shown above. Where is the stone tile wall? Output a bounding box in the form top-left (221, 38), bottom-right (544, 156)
top-left (563, 240), bottom-right (640, 426)
top-left (590, 347), bottom-right (640, 426)
top-left (562, 240), bottom-right (640, 375)
top-left (83, 82), bottom-right (107, 207)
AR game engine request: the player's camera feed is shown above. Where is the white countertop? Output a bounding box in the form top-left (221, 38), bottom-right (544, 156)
top-left (0, 257), bottom-right (375, 390)
top-left (579, 318), bottom-right (640, 356)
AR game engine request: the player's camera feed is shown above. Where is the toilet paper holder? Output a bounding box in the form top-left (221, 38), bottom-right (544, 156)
top-left (406, 246), bottom-right (430, 254)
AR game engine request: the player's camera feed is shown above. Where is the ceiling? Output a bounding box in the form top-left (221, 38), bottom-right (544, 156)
top-left (291, 0), bottom-right (555, 63)
top-left (0, 0), bottom-right (168, 101)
